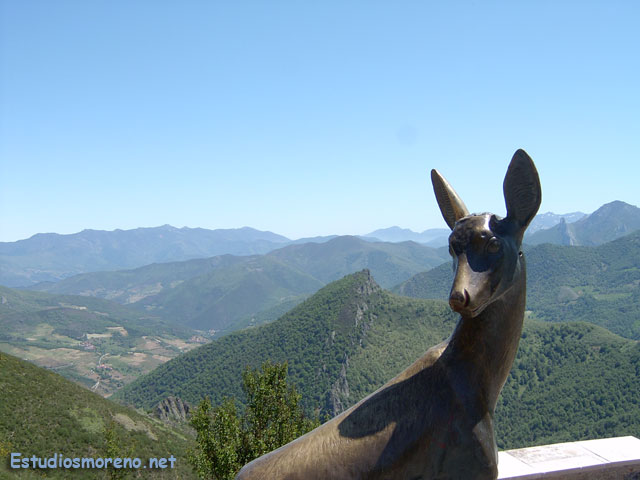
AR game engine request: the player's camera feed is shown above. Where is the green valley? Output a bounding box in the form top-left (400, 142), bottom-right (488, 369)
top-left (0, 286), bottom-right (206, 396)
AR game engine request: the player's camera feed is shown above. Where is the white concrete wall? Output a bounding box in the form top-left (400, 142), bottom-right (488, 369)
top-left (498, 436), bottom-right (640, 479)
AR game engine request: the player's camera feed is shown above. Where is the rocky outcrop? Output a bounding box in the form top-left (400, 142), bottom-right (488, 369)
top-left (557, 218), bottom-right (579, 246)
top-left (155, 396), bottom-right (190, 422)
top-left (327, 270), bottom-right (380, 415)
top-left (356, 269), bottom-right (381, 296)
top-left (328, 354), bottom-right (350, 414)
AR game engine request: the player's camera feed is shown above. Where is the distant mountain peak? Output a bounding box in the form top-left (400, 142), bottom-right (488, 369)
top-left (527, 200), bottom-right (640, 246)
top-left (362, 227), bottom-right (449, 245)
top-left (589, 200), bottom-right (637, 217)
top-left (601, 200), bottom-right (635, 208)
top-left (526, 211), bottom-right (587, 234)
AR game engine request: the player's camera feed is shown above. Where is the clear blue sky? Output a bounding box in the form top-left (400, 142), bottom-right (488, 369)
top-left (1, 1), bottom-right (638, 242)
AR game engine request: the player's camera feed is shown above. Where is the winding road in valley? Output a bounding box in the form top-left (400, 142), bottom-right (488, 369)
top-left (90, 353), bottom-right (109, 392)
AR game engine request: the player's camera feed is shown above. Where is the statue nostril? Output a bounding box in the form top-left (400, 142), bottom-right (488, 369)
top-left (449, 291), bottom-right (465, 309)
top-left (449, 290), bottom-right (471, 311)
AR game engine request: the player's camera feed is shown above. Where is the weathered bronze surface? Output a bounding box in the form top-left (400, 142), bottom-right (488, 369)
top-left (236, 149), bottom-right (542, 480)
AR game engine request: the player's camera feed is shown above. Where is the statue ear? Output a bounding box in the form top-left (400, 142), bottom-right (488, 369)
top-left (503, 149), bottom-right (542, 241)
top-left (431, 169), bottom-right (469, 230)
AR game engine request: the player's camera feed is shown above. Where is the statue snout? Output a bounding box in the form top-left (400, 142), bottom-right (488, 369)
top-left (449, 289), bottom-right (470, 312)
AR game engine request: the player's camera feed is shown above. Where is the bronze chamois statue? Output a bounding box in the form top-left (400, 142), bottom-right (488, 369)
top-left (236, 149), bottom-right (541, 480)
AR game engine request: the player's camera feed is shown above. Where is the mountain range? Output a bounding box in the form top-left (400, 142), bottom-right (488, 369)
top-left (113, 270), bottom-right (640, 451)
top-left (0, 225), bottom-right (290, 287)
top-left (6, 215), bottom-right (638, 404)
top-left (27, 236), bottom-right (450, 333)
top-left (3, 200), bottom-right (636, 288)
top-left (5, 200), bottom-right (639, 337)
top-left (526, 201), bottom-right (640, 246)
top-left (3, 199), bottom-right (640, 464)
top-left (525, 211), bottom-right (586, 233)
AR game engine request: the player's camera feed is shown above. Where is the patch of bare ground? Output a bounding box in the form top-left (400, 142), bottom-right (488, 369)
top-left (106, 326), bottom-right (128, 336)
top-left (112, 413), bottom-right (157, 440)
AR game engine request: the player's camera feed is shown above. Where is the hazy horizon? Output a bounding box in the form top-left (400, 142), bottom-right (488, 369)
top-left (0, 203), bottom-right (612, 244)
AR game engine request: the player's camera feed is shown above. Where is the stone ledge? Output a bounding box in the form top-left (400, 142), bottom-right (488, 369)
top-left (498, 436), bottom-right (640, 479)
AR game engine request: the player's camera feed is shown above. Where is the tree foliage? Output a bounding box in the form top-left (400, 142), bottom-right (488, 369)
top-left (104, 421), bottom-right (135, 480)
top-left (188, 361), bottom-right (319, 480)
top-left (189, 398), bottom-right (242, 480)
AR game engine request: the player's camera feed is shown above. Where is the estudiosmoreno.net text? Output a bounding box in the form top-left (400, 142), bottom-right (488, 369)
top-left (10, 453), bottom-right (177, 470)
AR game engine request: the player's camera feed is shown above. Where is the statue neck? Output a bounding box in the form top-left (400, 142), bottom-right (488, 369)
top-left (444, 273), bottom-right (526, 412)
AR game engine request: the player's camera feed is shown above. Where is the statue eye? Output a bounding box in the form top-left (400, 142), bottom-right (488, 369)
top-left (486, 237), bottom-right (501, 254)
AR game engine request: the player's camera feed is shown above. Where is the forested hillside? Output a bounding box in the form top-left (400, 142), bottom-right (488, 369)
top-left (134, 255), bottom-right (324, 331)
top-left (28, 254), bottom-right (248, 303)
top-left (113, 271), bottom-right (457, 416)
top-left (0, 352), bottom-right (195, 478)
top-left (267, 235), bottom-right (449, 288)
top-left (114, 271), bottom-right (640, 450)
top-left (496, 321), bottom-right (640, 448)
top-left (394, 230), bottom-right (640, 340)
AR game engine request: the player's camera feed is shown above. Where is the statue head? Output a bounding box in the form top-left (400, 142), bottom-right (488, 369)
top-left (431, 149), bottom-right (542, 318)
